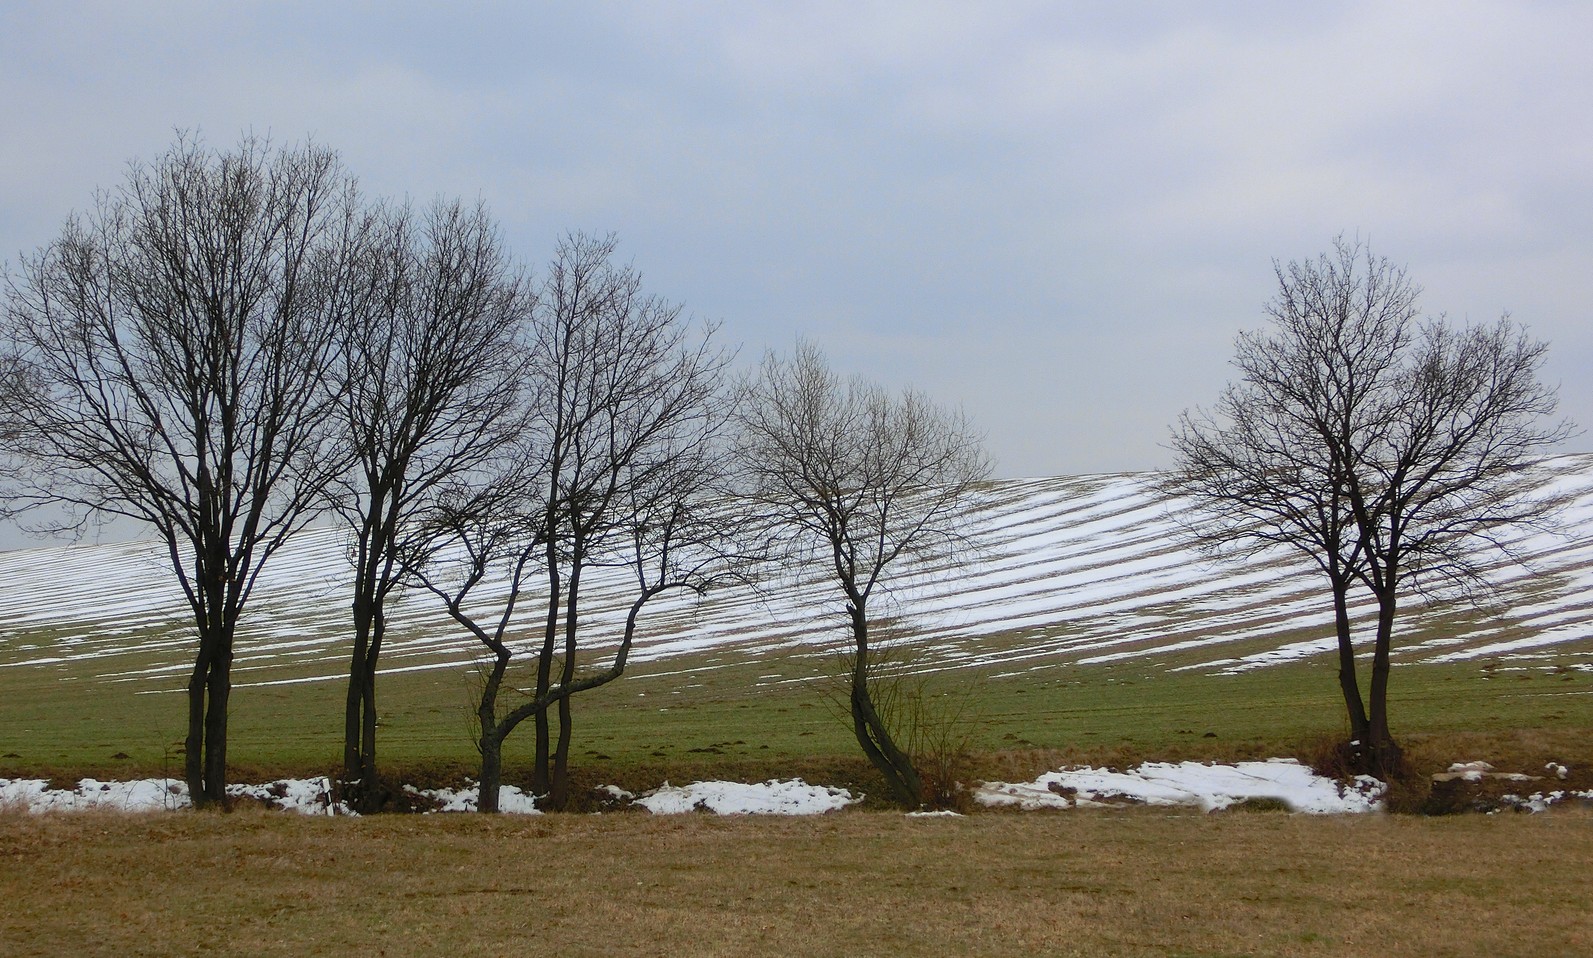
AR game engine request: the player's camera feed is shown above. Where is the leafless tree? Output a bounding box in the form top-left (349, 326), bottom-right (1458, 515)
top-left (734, 340), bottom-right (990, 807)
top-left (0, 354), bottom-right (33, 523)
top-left (327, 199), bottom-right (531, 809)
top-left (405, 233), bottom-right (738, 812)
top-left (1168, 238), bottom-right (1570, 778)
top-left (1, 135), bottom-right (357, 804)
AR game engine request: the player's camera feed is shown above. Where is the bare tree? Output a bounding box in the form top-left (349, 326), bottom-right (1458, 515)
top-left (734, 340), bottom-right (990, 807)
top-left (406, 233), bottom-right (737, 812)
top-left (1168, 240), bottom-right (1416, 768)
top-left (0, 355), bottom-right (32, 523)
top-left (328, 199), bottom-right (530, 809)
top-left (1343, 316), bottom-right (1569, 772)
top-left (1168, 238), bottom-right (1570, 778)
top-left (1, 135), bottom-right (356, 804)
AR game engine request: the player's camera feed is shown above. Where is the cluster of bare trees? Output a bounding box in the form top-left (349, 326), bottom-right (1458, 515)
top-left (0, 137), bottom-right (1573, 808)
top-left (0, 136), bottom-right (989, 811)
top-left (1168, 238), bottom-right (1571, 778)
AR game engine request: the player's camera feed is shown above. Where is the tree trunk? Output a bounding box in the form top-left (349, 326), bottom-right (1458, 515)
top-left (550, 693), bottom-right (573, 811)
top-left (1329, 575), bottom-right (1371, 768)
top-left (478, 728), bottom-right (503, 814)
top-left (476, 654), bottom-right (509, 813)
top-left (548, 561), bottom-right (583, 811)
top-left (360, 640), bottom-right (379, 782)
top-left (1366, 588), bottom-right (1404, 779)
top-left (201, 641), bottom-right (232, 806)
top-left (846, 602), bottom-right (923, 808)
top-left (184, 648), bottom-right (209, 803)
top-left (533, 551), bottom-right (562, 797)
top-left (342, 594), bottom-right (371, 783)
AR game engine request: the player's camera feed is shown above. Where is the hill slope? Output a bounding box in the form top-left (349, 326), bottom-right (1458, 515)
top-left (3, 455), bottom-right (1592, 693)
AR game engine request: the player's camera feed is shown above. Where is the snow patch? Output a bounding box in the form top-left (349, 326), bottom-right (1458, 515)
top-left (0, 776), bottom-right (350, 814)
top-left (633, 778), bottom-right (859, 815)
top-left (1498, 789), bottom-right (1593, 813)
top-left (976, 759), bottom-right (1385, 814)
top-left (403, 782), bottom-right (542, 814)
top-left (1436, 761), bottom-right (1537, 783)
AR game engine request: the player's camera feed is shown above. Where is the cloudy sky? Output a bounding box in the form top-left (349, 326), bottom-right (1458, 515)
top-left (3, 1), bottom-right (1590, 481)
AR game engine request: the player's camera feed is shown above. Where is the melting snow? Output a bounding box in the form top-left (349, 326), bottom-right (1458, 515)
top-left (0, 776), bottom-right (859, 816)
top-left (403, 783), bottom-right (542, 814)
top-left (0, 776), bottom-right (349, 814)
top-left (977, 759), bottom-right (1386, 813)
top-left (632, 778), bottom-right (859, 815)
top-left (5, 454), bottom-right (1592, 690)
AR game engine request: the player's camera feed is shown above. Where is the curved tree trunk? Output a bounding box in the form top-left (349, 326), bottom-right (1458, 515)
top-left (476, 653), bottom-right (510, 814)
top-left (846, 602), bottom-right (923, 808)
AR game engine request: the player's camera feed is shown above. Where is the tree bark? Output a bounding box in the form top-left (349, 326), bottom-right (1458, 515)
top-left (548, 560), bottom-right (583, 811)
top-left (184, 648), bottom-right (209, 803)
top-left (1329, 574), bottom-right (1371, 768)
top-left (202, 645), bottom-right (233, 805)
top-left (533, 541), bottom-right (561, 797)
top-left (343, 592), bottom-right (372, 783)
top-left (1367, 588), bottom-right (1403, 779)
top-left (847, 602), bottom-right (923, 808)
top-left (476, 654), bottom-right (509, 814)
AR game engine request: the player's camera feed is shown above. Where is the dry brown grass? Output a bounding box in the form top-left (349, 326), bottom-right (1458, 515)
top-left (3, 806), bottom-right (1590, 957)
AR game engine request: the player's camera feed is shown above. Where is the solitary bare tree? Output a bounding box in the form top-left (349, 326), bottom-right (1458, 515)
top-left (1169, 238), bottom-right (1570, 777)
top-left (1, 135), bottom-right (356, 804)
top-left (734, 340), bottom-right (990, 807)
top-left (328, 199), bottom-right (530, 808)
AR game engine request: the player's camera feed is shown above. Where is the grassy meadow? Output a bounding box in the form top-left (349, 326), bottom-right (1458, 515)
top-left (4, 613), bottom-right (1591, 803)
top-left (4, 806), bottom-right (1591, 957)
top-left (4, 489), bottom-right (1593, 957)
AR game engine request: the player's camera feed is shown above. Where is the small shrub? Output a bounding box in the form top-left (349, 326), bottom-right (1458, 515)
top-left (1226, 797), bottom-right (1291, 813)
top-left (1302, 734), bottom-right (1361, 782)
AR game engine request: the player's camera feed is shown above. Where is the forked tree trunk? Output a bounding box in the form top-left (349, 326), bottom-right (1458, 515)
top-left (342, 590), bottom-right (387, 810)
top-left (187, 565), bottom-right (236, 808)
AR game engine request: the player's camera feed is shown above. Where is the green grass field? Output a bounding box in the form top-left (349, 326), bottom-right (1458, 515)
top-left (6, 581), bottom-right (1593, 957)
top-left (5, 613), bottom-right (1591, 804)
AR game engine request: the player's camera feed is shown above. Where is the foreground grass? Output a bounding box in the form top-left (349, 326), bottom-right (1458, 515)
top-left (5, 637), bottom-right (1590, 769)
top-left (3, 807), bottom-right (1590, 958)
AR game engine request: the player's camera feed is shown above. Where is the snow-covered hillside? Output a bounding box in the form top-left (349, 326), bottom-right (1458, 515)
top-left (3, 456), bottom-right (1592, 690)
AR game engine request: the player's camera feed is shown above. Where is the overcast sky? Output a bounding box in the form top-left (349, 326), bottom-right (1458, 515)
top-left (3, 1), bottom-right (1590, 487)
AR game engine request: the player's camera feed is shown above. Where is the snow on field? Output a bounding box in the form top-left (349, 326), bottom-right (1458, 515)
top-left (630, 779), bottom-right (860, 815)
top-left (3, 456), bottom-right (1592, 689)
top-left (2, 767), bottom-right (1384, 815)
top-left (0, 776), bottom-right (347, 814)
top-left (976, 760), bottom-right (1386, 813)
top-left (0, 776), bottom-right (858, 816)
top-left (403, 783), bottom-right (541, 814)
